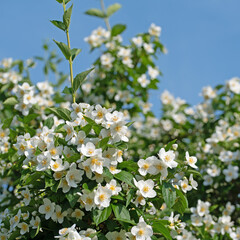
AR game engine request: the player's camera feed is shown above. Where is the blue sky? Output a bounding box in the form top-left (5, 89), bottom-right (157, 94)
top-left (1, 0), bottom-right (240, 116)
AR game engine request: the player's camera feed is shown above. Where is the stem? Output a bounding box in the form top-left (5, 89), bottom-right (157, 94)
top-left (62, 1), bottom-right (76, 103)
top-left (100, 0), bottom-right (111, 31)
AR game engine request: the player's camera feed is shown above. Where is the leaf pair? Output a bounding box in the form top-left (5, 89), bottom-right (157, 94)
top-left (85, 3), bottom-right (121, 19)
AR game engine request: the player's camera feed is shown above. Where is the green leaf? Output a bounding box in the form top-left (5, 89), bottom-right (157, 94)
top-left (73, 68), bottom-right (94, 93)
top-left (126, 121), bottom-right (134, 127)
top-left (24, 172), bottom-right (42, 185)
top-left (106, 3), bottom-right (121, 17)
top-left (97, 137), bottom-right (110, 149)
top-left (111, 24), bottom-right (126, 37)
top-left (84, 116), bottom-right (96, 125)
top-left (172, 189), bottom-right (188, 215)
top-left (162, 182), bottom-right (176, 208)
top-left (51, 179), bottom-right (62, 192)
top-left (2, 117), bottom-right (13, 129)
top-left (92, 206), bottom-right (112, 226)
top-left (30, 224), bottom-right (40, 238)
top-left (114, 171), bottom-right (134, 187)
top-left (114, 217), bottom-right (135, 225)
top-left (85, 8), bottom-right (106, 18)
top-left (187, 169), bottom-right (202, 178)
top-left (63, 4), bottom-right (73, 29)
top-left (3, 97), bottom-right (18, 105)
top-left (165, 139), bottom-right (177, 151)
top-left (9, 230), bottom-right (21, 240)
top-left (50, 20), bottom-right (66, 31)
top-left (47, 107), bottom-right (71, 121)
top-left (111, 203), bottom-right (130, 220)
top-left (81, 124), bottom-right (92, 135)
top-left (66, 188), bottom-right (79, 208)
top-left (55, 123), bottom-right (65, 133)
top-left (44, 117), bottom-right (54, 129)
top-left (118, 160), bottom-right (138, 172)
top-left (71, 48), bottom-right (81, 61)
top-left (126, 189), bottom-right (135, 207)
top-left (45, 177), bottom-right (55, 188)
top-left (92, 125), bottom-right (103, 136)
top-left (53, 40), bottom-right (71, 60)
top-left (103, 167), bottom-right (113, 180)
top-left (23, 113), bottom-right (39, 124)
top-left (152, 221), bottom-right (172, 240)
top-left (62, 86), bottom-right (72, 95)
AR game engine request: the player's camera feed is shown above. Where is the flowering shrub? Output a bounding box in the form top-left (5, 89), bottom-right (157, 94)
top-left (0, 0), bottom-right (239, 239)
top-left (0, 1), bottom-right (201, 240)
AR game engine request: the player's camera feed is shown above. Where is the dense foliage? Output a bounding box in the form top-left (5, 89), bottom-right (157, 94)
top-left (0, 0), bottom-right (239, 240)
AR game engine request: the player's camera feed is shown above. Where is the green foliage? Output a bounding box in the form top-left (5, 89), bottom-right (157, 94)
top-left (111, 24), bottom-right (126, 36)
top-left (53, 40), bottom-right (71, 60)
top-left (73, 68), bottom-right (94, 93)
top-left (106, 3), bottom-right (121, 17)
top-left (85, 8), bottom-right (106, 18)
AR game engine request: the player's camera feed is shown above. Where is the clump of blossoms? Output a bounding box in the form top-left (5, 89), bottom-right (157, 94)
top-left (81, 6), bottom-right (166, 117)
top-left (0, 96), bottom-right (199, 239)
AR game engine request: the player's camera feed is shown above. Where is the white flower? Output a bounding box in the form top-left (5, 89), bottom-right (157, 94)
top-left (153, 159), bottom-right (168, 180)
top-left (131, 216), bottom-right (153, 240)
top-left (30, 216), bottom-right (41, 229)
top-left (158, 148), bottom-right (177, 169)
top-left (206, 164), bottom-right (220, 177)
top-left (79, 190), bottom-right (96, 211)
top-left (71, 209), bottom-right (85, 220)
top-left (132, 36), bottom-right (143, 47)
top-left (134, 190), bottom-right (146, 207)
top-left (137, 156), bottom-right (157, 176)
top-left (71, 131), bottom-right (86, 152)
top-left (201, 86), bottom-right (216, 99)
top-left (149, 23), bottom-right (161, 37)
top-left (191, 215), bottom-right (203, 227)
top-left (59, 177), bottom-right (71, 193)
top-left (227, 77), bottom-right (240, 94)
top-left (148, 66), bottom-right (159, 79)
top-left (203, 175), bottom-right (213, 186)
top-left (38, 198), bottom-right (55, 220)
top-left (82, 155), bottom-right (107, 175)
top-left (133, 179), bottom-right (156, 198)
top-left (50, 158), bottom-right (68, 172)
top-left (110, 122), bottom-right (129, 142)
top-left (21, 188), bottom-right (31, 206)
top-left (47, 143), bottom-right (63, 159)
top-left (185, 152), bottom-right (198, 169)
top-left (219, 215), bottom-right (234, 235)
top-left (106, 230), bottom-right (126, 240)
top-left (94, 184), bottom-right (112, 208)
top-left (66, 163), bottom-right (84, 188)
top-left (223, 202), bottom-right (235, 216)
top-left (18, 222), bottom-right (29, 235)
top-left (51, 205), bottom-right (67, 224)
top-left (189, 174), bottom-right (198, 190)
top-left (143, 43), bottom-right (154, 54)
top-left (64, 123), bottom-right (75, 141)
top-left (223, 165), bottom-right (239, 182)
top-left (105, 111), bottom-right (124, 124)
top-left (92, 104), bottom-right (108, 124)
top-left (100, 53), bottom-right (115, 68)
top-left (10, 209), bottom-right (21, 229)
top-left (81, 142), bottom-right (101, 157)
top-left (106, 179), bottom-right (122, 195)
top-left (179, 178), bottom-right (192, 193)
top-left (36, 152), bottom-right (51, 171)
top-left (137, 74), bottom-right (150, 88)
top-left (196, 200), bottom-right (210, 217)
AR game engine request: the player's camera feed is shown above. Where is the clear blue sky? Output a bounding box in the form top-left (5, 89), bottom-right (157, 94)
top-left (1, 0), bottom-right (240, 116)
